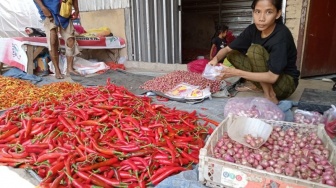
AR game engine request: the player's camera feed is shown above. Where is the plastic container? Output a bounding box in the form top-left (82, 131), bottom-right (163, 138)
top-left (198, 115), bottom-right (336, 188)
top-left (227, 116), bottom-right (273, 149)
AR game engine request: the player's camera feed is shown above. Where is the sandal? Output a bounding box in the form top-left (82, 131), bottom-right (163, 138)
top-left (333, 83), bottom-right (336, 91)
top-left (235, 81), bottom-right (262, 93)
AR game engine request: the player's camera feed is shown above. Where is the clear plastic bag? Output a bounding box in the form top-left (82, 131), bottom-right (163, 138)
top-left (165, 83), bottom-right (199, 99)
top-left (250, 98), bottom-right (285, 121)
top-left (324, 105), bottom-right (336, 138)
top-left (202, 64), bottom-right (223, 80)
top-left (293, 109), bottom-right (325, 125)
top-left (224, 97), bottom-right (285, 121)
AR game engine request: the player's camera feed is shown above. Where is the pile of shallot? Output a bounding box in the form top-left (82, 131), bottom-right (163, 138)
top-left (140, 70), bottom-right (221, 93)
top-left (213, 127), bottom-right (336, 186)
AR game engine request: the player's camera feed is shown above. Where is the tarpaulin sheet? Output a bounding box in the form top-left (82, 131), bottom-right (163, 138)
top-left (0, 0), bottom-right (42, 38)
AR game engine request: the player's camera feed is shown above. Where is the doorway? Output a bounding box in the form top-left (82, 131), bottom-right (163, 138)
top-left (299, 0), bottom-right (336, 77)
top-left (181, 0), bottom-right (253, 63)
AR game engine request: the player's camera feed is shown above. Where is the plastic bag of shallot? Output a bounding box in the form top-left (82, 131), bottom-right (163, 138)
top-left (224, 97), bottom-right (285, 121)
top-left (324, 105), bottom-right (336, 138)
top-left (293, 109), bottom-right (325, 125)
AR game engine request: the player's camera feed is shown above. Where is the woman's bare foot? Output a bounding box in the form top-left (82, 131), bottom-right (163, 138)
top-left (265, 95), bottom-right (279, 104)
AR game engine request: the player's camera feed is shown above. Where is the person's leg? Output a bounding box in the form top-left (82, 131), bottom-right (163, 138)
top-left (227, 45), bottom-right (296, 103)
top-left (60, 21), bottom-right (80, 75)
top-left (246, 45), bottom-right (278, 103)
top-left (226, 49), bottom-right (262, 92)
top-left (44, 18), bottom-right (63, 79)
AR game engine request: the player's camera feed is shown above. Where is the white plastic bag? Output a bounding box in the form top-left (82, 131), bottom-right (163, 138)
top-left (48, 54), bottom-right (67, 75)
top-left (48, 55), bottom-right (110, 76)
top-left (202, 64), bottom-right (224, 80)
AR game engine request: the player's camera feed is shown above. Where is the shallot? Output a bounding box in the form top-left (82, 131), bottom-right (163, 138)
top-left (213, 126), bottom-right (336, 186)
top-left (244, 134), bottom-right (264, 148)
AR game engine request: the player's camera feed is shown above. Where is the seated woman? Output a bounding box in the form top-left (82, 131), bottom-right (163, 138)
top-left (209, 0), bottom-right (300, 104)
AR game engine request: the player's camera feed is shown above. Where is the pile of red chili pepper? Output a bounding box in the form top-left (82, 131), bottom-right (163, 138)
top-left (0, 78), bottom-right (212, 188)
top-left (0, 76), bottom-right (84, 110)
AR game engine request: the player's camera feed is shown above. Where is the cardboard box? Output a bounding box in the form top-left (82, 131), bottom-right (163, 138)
top-left (34, 56), bottom-right (50, 72)
top-left (198, 115), bottom-right (336, 188)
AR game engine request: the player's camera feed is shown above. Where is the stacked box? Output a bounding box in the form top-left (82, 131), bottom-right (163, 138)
top-left (198, 115), bottom-right (336, 188)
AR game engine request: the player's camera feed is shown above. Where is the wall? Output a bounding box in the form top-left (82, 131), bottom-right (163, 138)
top-left (284, 0), bottom-right (303, 46)
top-left (182, 13), bottom-right (215, 51)
top-left (80, 9), bottom-right (127, 57)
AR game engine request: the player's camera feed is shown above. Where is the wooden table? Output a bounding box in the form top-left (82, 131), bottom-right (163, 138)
top-left (6, 36), bottom-right (126, 74)
top-left (26, 45), bottom-right (45, 75)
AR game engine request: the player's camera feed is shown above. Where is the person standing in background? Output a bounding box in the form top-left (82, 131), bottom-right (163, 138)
top-left (209, 25), bottom-right (229, 61)
top-left (34, 0), bottom-right (80, 79)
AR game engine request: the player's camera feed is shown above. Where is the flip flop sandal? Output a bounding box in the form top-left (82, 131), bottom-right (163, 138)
top-left (235, 85), bottom-right (262, 93)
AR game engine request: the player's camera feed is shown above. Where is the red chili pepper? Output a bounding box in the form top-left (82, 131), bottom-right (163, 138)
top-left (77, 108), bottom-right (89, 120)
top-left (76, 171), bottom-right (112, 188)
top-left (150, 166), bottom-right (186, 185)
top-left (24, 118), bottom-right (33, 138)
top-left (47, 161), bottom-right (65, 177)
top-left (1, 147), bottom-right (13, 158)
top-left (177, 148), bottom-right (199, 163)
top-left (50, 171), bottom-right (65, 188)
top-left (113, 127), bottom-right (126, 142)
top-left (0, 127), bottom-right (19, 140)
top-left (88, 171), bottom-right (126, 187)
top-left (58, 115), bottom-right (75, 132)
top-left (78, 158), bottom-right (118, 171)
top-left (173, 141), bottom-right (200, 150)
top-left (30, 125), bottom-right (46, 135)
top-left (201, 117), bottom-right (219, 127)
top-left (0, 157), bottom-right (31, 164)
top-left (127, 149), bottom-right (153, 157)
top-left (118, 171), bottom-right (136, 179)
top-left (0, 130), bottom-right (24, 144)
top-left (72, 178), bottom-right (87, 188)
top-left (97, 114), bottom-right (109, 123)
top-left (120, 159), bottom-right (139, 177)
top-left (7, 149), bottom-right (28, 159)
top-left (78, 120), bottom-right (101, 127)
top-left (36, 153), bottom-right (66, 163)
top-left (84, 142), bottom-right (124, 158)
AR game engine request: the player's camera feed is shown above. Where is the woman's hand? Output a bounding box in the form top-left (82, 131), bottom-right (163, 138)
top-left (216, 65), bottom-right (237, 80)
top-left (208, 58), bottom-right (218, 66)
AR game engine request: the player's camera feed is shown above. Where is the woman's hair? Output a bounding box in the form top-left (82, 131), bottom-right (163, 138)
top-left (216, 24), bottom-right (229, 33)
top-left (251, 0), bottom-right (283, 24)
top-left (210, 24), bottom-right (229, 46)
